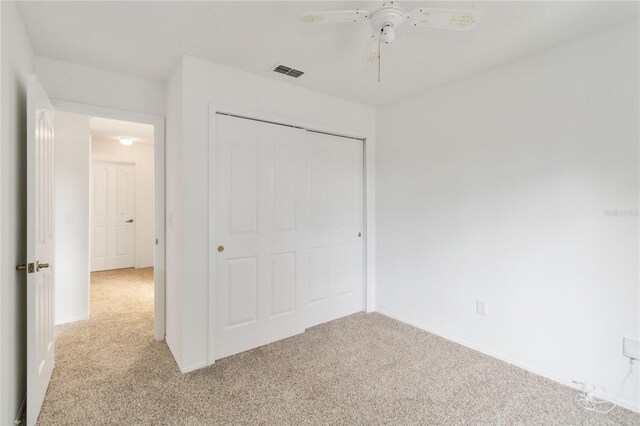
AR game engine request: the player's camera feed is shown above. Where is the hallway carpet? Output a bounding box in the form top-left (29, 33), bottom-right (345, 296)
top-left (38, 268), bottom-right (639, 425)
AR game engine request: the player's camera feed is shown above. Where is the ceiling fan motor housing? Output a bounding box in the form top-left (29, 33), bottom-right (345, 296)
top-left (370, 3), bottom-right (406, 44)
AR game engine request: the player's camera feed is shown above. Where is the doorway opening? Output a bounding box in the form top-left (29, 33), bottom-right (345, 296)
top-left (90, 118), bottom-right (154, 273)
top-left (52, 103), bottom-right (165, 341)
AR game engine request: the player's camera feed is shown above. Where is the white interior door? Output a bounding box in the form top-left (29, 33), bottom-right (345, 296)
top-left (305, 131), bottom-right (364, 328)
top-left (91, 161), bottom-right (135, 271)
top-left (26, 75), bottom-right (55, 426)
top-left (214, 114), bottom-right (365, 360)
top-left (215, 115), bottom-right (307, 359)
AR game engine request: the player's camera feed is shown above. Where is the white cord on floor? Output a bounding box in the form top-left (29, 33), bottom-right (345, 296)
top-left (573, 382), bottom-right (617, 414)
top-left (573, 360), bottom-right (635, 415)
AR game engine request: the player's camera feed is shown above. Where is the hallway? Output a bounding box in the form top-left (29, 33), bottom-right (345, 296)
top-left (38, 268), bottom-right (174, 424)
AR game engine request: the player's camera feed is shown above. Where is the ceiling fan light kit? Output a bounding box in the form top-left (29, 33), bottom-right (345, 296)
top-left (300, 1), bottom-right (481, 81)
top-left (369, 4), bottom-right (405, 44)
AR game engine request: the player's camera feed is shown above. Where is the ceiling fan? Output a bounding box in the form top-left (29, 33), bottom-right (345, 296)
top-left (299, 1), bottom-right (481, 80)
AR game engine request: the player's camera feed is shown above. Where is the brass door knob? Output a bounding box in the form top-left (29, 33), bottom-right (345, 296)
top-left (217, 245), bottom-right (224, 252)
top-left (126, 219), bottom-right (134, 223)
top-left (36, 261), bottom-right (50, 272)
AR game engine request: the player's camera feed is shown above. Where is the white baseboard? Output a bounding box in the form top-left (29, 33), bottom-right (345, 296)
top-left (166, 338), bottom-right (208, 374)
top-left (375, 308), bottom-right (640, 414)
top-left (179, 360), bottom-right (208, 374)
top-left (136, 263), bottom-right (154, 269)
top-left (166, 338), bottom-right (183, 371)
top-left (55, 314), bottom-right (89, 326)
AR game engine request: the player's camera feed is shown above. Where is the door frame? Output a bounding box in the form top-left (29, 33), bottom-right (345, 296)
top-left (90, 159), bottom-right (138, 272)
top-left (207, 103), bottom-right (375, 365)
top-left (51, 100), bottom-right (166, 341)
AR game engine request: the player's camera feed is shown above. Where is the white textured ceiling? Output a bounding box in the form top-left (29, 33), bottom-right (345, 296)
top-left (90, 117), bottom-right (154, 145)
top-left (18, 1), bottom-right (639, 106)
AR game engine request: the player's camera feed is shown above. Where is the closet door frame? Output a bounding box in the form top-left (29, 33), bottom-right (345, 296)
top-left (207, 104), bottom-right (375, 365)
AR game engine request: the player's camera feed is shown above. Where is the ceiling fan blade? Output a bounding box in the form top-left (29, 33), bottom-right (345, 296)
top-left (364, 32), bottom-right (380, 64)
top-left (299, 10), bottom-right (368, 24)
top-left (407, 8), bottom-right (481, 31)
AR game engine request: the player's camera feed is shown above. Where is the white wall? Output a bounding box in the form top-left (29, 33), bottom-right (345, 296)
top-left (166, 55), bottom-right (376, 372)
top-left (91, 139), bottom-right (155, 268)
top-left (165, 59), bottom-right (183, 365)
top-left (34, 55), bottom-right (165, 116)
top-left (0, 1), bottom-right (33, 423)
top-left (54, 112), bottom-right (90, 325)
top-left (375, 21), bottom-right (639, 411)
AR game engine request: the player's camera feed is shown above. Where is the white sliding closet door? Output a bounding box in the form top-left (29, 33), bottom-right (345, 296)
top-left (305, 131), bottom-right (364, 328)
top-left (214, 115), bottom-right (307, 359)
top-left (214, 114), bottom-right (365, 360)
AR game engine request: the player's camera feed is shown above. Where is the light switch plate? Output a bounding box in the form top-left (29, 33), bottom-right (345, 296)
top-left (476, 300), bottom-right (487, 316)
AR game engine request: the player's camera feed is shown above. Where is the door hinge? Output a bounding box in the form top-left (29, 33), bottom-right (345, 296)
top-left (155, 238), bottom-right (159, 245)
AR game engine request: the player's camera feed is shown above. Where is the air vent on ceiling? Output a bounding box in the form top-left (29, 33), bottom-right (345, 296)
top-left (273, 65), bottom-right (304, 78)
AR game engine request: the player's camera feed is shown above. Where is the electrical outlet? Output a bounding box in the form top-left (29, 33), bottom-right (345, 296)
top-left (623, 337), bottom-right (639, 360)
top-left (476, 299), bottom-right (487, 316)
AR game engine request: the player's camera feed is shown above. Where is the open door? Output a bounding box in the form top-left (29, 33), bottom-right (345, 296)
top-left (25, 75), bottom-right (55, 425)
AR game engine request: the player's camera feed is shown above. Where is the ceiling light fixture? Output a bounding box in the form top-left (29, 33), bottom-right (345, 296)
top-left (119, 138), bottom-right (133, 146)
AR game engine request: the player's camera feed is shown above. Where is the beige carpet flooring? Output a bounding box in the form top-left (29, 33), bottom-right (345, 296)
top-left (38, 268), bottom-right (639, 425)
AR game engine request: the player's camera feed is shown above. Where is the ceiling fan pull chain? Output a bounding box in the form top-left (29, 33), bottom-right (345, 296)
top-left (378, 39), bottom-right (381, 83)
